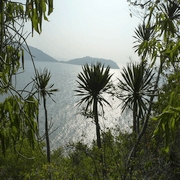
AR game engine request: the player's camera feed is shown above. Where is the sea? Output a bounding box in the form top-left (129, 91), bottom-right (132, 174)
top-left (4, 61), bottom-right (132, 150)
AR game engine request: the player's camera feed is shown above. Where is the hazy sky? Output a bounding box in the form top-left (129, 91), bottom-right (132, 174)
top-left (26, 0), bottom-right (140, 66)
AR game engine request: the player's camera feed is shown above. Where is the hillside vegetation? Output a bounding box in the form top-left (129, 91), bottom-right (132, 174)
top-left (1, 0), bottom-right (180, 179)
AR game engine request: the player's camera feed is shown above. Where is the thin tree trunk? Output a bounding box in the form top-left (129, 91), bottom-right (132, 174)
top-left (93, 98), bottom-right (108, 179)
top-left (133, 102), bottom-right (138, 134)
top-left (124, 62), bottom-right (162, 179)
top-left (43, 96), bottom-right (51, 163)
top-left (43, 96), bottom-right (51, 180)
top-left (93, 98), bottom-right (101, 149)
top-left (137, 109), bottom-right (140, 134)
top-left (133, 109), bottom-right (136, 133)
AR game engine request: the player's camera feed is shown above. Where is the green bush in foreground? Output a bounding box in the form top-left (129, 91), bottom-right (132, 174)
top-left (1, 124), bottom-right (180, 179)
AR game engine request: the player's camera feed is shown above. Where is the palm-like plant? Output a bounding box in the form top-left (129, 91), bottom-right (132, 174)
top-left (34, 68), bottom-right (58, 164)
top-left (159, 1), bottom-right (180, 37)
top-left (133, 23), bottom-right (156, 59)
top-left (75, 63), bottom-right (113, 148)
top-left (118, 61), bottom-right (154, 134)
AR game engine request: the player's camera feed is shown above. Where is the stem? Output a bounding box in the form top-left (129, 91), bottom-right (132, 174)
top-left (43, 96), bottom-right (51, 180)
top-left (44, 96), bottom-right (51, 163)
top-left (93, 98), bottom-right (101, 149)
top-left (93, 98), bottom-right (108, 179)
top-left (124, 62), bottom-right (162, 179)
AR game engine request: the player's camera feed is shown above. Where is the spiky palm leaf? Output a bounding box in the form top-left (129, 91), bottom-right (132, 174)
top-left (75, 63), bottom-right (113, 112)
top-left (160, 1), bottom-right (180, 21)
top-left (119, 61), bottom-right (154, 112)
top-left (133, 23), bottom-right (156, 58)
top-left (159, 1), bottom-right (180, 37)
top-left (118, 61), bottom-right (154, 133)
top-left (133, 23), bottom-right (154, 42)
top-left (34, 68), bottom-right (58, 100)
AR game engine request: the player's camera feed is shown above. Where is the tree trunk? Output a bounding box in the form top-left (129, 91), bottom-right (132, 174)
top-left (133, 102), bottom-right (137, 133)
top-left (93, 98), bottom-right (101, 149)
top-left (137, 109), bottom-right (140, 134)
top-left (93, 98), bottom-right (109, 179)
top-left (43, 96), bottom-right (51, 180)
top-left (43, 96), bottom-right (51, 163)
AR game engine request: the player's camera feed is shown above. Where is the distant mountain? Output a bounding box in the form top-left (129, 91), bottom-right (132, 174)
top-left (23, 46), bottom-right (119, 69)
top-left (24, 46), bottom-right (59, 62)
top-left (61, 56), bottom-right (119, 69)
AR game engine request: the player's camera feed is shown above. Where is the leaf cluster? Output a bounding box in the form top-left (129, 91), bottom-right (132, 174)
top-left (33, 68), bottom-right (58, 100)
top-left (75, 62), bottom-right (113, 113)
top-left (118, 61), bottom-right (154, 114)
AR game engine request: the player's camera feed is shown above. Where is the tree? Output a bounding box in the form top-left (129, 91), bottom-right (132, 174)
top-left (75, 63), bottom-right (113, 149)
top-left (133, 23), bottom-right (156, 61)
top-left (75, 63), bottom-right (113, 179)
top-left (0, 0), bottom-right (54, 153)
top-left (33, 68), bottom-right (58, 164)
top-left (124, 0), bottom-right (180, 177)
top-left (130, 0), bottom-right (180, 148)
top-left (118, 61), bottom-right (154, 134)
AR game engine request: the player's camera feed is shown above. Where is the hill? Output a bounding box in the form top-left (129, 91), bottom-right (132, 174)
top-left (61, 56), bottom-right (119, 69)
top-left (23, 46), bottom-right (119, 69)
top-left (24, 46), bottom-right (59, 62)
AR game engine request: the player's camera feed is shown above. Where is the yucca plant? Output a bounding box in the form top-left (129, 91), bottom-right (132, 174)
top-left (75, 62), bottom-right (113, 149)
top-left (33, 68), bottom-right (58, 164)
top-left (159, 1), bottom-right (180, 37)
top-left (118, 61), bottom-right (154, 134)
top-left (133, 23), bottom-right (156, 59)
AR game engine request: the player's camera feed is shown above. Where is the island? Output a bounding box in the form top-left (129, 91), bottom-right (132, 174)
top-left (60, 56), bottom-right (119, 69)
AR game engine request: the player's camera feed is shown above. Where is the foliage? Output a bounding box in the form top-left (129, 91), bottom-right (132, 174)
top-left (25, 0), bottom-right (54, 34)
top-left (1, 0), bottom-right (180, 179)
top-left (133, 23), bottom-right (157, 60)
top-left (153, 94), bottom-right (180, 152)
top-left (33, 68), bottom-right (58, 165)
top-left (117, 61), bottom-right (154, 133)
top-left (0, 95), bottom-right (38, 154)
top-left (34, 68), bottom-right (58, 99)
top-left (153, 70), bottom-right (180, 114)
top-left (0, 139), bottom-right (46, 180)
top-left (128, 0), bottom-right (180, 145)
top-left (75, 62), bottom-right (113, 149)
top-left (153, 71), bottom-right (180, 152)
top-left (0, 0), bottom-right (54, 152)
top-left (32, 128), bottom-right (132, 180)
top-left (138, 0), bottom-right (180, 151)
top-left (75, 63), bottom-right (113, 179)
top-left (75, 63), bottom-right (112, 113)
top-left (124, 0), bottom-right (180, 177)
top-left (0, 125), bottom-right (180, 180)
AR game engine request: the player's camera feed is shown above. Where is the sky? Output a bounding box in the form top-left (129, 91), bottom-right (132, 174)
top-left (25, 0), bottom-right (140, 67)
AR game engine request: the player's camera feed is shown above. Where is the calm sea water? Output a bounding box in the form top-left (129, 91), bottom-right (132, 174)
top-left (10, 61), bottom-right (132, 149)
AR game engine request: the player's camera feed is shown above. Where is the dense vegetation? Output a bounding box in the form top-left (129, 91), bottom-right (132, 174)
top-left (1, 0), bottom-right (180, 179)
